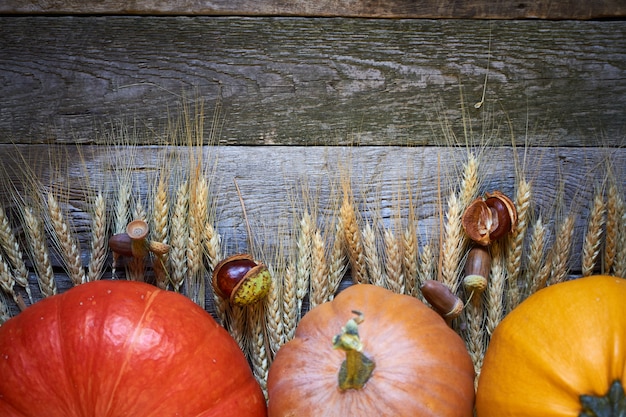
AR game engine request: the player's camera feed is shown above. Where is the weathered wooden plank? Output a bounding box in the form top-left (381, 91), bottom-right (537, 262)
top-left (1, 17), bottom-right (624, 147)
top-left (1, 0), bottom-right (624, 19)
top-left (1, 144), bottom-right (623, 317)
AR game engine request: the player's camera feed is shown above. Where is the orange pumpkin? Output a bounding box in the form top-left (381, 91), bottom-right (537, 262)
top-left (0, 280), bottom-right (267, 417)
top-left (476, 275), bottom-right (626, 417)
top-left (267, 284), bottom-right (475, 417)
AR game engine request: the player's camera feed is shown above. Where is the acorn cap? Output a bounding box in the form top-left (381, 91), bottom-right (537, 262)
top-left (463, 274), bottom-right (488, 293)
top-left (462, 191), bottom-right (518, 246)
top-left (462, 198), bottom-right (494, 246)
top-left (486, 191), bottom-right (517, 230)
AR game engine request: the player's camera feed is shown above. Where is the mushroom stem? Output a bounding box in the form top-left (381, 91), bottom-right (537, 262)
top-left (130, 239), bottom-right (149, 258)
top-left (332, 310), bottom-right (375, 390)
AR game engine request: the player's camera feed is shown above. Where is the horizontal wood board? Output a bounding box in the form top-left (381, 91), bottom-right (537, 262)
top-left (1, 17), bottom-right (625, 147)
top-left (1, 144), bottom-right (623, 317)
top-left (1, 0), bottom-right (625, 19)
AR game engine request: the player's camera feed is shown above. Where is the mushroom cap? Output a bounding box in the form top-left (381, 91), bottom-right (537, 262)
top-left (126, 219), bottom-right (149, 240)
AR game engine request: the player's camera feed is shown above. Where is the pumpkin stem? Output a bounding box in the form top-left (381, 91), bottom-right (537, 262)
top-left (578, 379), bottom-right (626, 417)
top-left (332, 310), bottom-right (375, 391)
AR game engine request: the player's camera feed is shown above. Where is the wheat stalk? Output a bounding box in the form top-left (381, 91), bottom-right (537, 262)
top-left (186, 174), bottom-right (208, 307)
top-left (228, 304), bottom-right (247, 353)
top-left (418, 242), bottom-right (437, 287)
top-left (485, 241), bottom-right (505, 337)
top-left (0, 202), bottom-right (31, 300)
top-left (459, 153), bottom-right (480, 208)
top-left (384, 228), bottom-right (404, 294)
top-left (170, 180), bottom-right (189, 291)
top-left (440, 193), bottom-right (465, 292)
top-left (400, 174), bottom-right (421, 297)
top-left (440, 153), bottom-right (480, 293)
top-left (604, 180), bottom-right (619, 274)
top-left (0, 252), bottom-right (17, 304)
top-left (506, 178), bottom-right (532, 310)
top-left (309, 228), bottom-right (329, 309)
top-left (205, 221), bottom-right (225, 325)
top-left (152, 174), bottom-right (170, 245)
top-left (113, 178), bottom-right (131, 235)
top-left (22, 206), bottom-right (56, 297)
top-left (46, 192), bottom-right (85, 286)
top-left (152, 173), bottom-right (170, 289)
top-left (265, 262), bottom-right (285, 357)
top-left (295, 211), bottom-right (313, 315)
top-left (326, 220), bottom-right (348, 302)
top-left (203, 222), bottom-right (222, 270)
top-left (340, 193), bottom-right (368, 284)
top-left (248, 302), bottom-right (269, 400)
top-left (200, 179), bottom-right (221, 314)
top-left (402, 213), bottom-right (419, 297)
top-left (205, 222), bottom-right (227, 325)
top-left (581, 191), bottom-right (606, 276)
top-left (612, 197), bottom-right (626, 278)
top-left (0, 293), bottom-right (10, 324)
top-left (282, 261), bottom-right (298, 342)
top-left (549, 214), bottom-right (575, 285)
top-left (465, 300), bottom-right (485, 384)
top-left (111, 176), bottom-right (131, 278)
top-left (86, 193), bottom-right (107, 282)
top-left (363, 222), bottom-right (384, 287)
top-left (526, 217), bottom-right (548, 294)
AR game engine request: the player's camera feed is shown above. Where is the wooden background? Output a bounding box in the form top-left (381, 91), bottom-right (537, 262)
top-left (0, 1), bottom-right (625, 316)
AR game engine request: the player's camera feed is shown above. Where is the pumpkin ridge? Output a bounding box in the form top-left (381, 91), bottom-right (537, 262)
top-left (55, 282), bottom-right (110, 415)
top-left (100, 285), bottom-right (161, 415)
top-left (54, 291), bottom-right (86, 416)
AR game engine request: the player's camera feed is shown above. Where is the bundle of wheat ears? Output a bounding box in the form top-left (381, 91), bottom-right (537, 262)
top-left (0, 102), bottom-right (624, 395)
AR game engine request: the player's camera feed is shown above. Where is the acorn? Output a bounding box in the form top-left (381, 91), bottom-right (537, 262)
top-left (462, 191), bottom-right (517, 246)
top-left (212, 254), bottom-right (272, 306)
top-left (463, 246), bottom-right (491, 300)
top-left (420, 279), bottom-right (463, 323)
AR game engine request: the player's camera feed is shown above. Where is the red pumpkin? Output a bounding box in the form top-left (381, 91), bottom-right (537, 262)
top-left (0, 280), bottom-right (267, 417)
top-left (267, 284), bottom-right (475, 416)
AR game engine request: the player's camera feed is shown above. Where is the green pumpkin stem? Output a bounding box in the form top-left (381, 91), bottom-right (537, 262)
top-left (579, 379), bottom-right (626, 417)
top-left (332, 310), bottom-right (375, 391)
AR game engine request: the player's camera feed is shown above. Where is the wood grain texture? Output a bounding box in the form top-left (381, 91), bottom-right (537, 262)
top-left (1, 0), bottom-right (624, 19)
top-left (1, 17), bottom-right (624, 147)
top-left (1, 144), bottom-right (623, 316)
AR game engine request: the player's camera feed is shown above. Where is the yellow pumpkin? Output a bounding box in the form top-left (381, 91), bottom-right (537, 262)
top-left (476, 275), bottom-right (626, 417)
